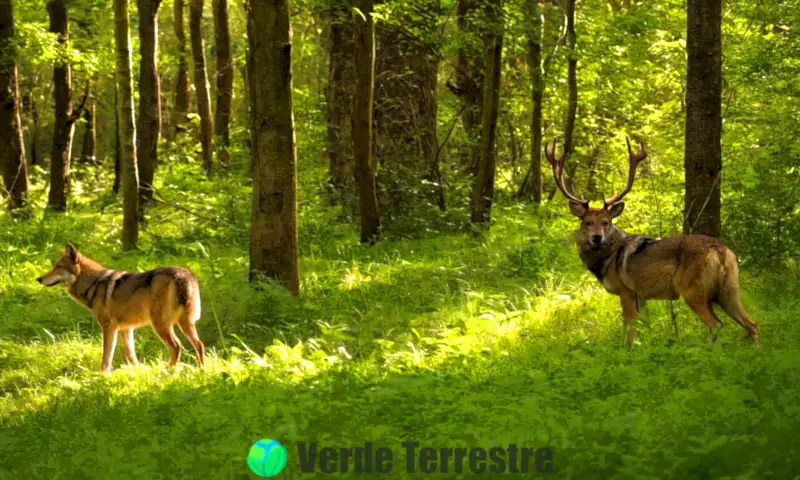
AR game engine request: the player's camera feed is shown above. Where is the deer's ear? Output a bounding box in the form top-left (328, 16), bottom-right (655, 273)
top-left (569, 201), bottom-right (588, 218)
top-left (608, 202), bottom-right (625, 219)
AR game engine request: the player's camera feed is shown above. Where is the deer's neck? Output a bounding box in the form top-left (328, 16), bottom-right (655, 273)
top-left (577, 227), bottom-right (629, 282)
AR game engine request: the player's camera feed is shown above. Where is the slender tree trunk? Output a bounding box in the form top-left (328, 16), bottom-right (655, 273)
top-left (47, 0), bottom-right (74, 212)
top-left (453, 0), bottom-right (484, 176)
top-left (246, 0), bottom-right (299, 295)
top-left (113, 84), bottom-right (121, 194)
top-left (517, 0), bottom-right (543, 202)
top-left (22, 76), bottom-right (39, 167)
top-left (115, 0), bottom-right (139, 249)
top-left (326, 10), bottom-right (356, 210)
top-left (470, 0), bottom-right (503, 225)
top-left (562, 0), bottom-right (579, 192)
top-left (173, 0), bottom-right (191, 136)
top-left (244, 0), bottom-right (255, 172)
top-left (190, 0), bottom-right (213, 174)
top-left (374, 0), bottom-right (441, 216)
top-left (137, 0), bottom-right (161, 207)
top-left (213, 0), bottom-right (233, 165)
top-left (79, 80), bottom-right (96, 163)
top-left (0, 0), bottom-right (28, 211)
top-left (684, 0), bottom-right (722, 237)
top-left (237, 55), bottom-right (249, 137)
top-left (352, 0), bottom-right (381, 243)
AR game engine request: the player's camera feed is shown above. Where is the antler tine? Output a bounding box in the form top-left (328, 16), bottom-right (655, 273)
top-left (545, 138), bottom-right (588, 207)
top-left (604, 137), bottom-right (648, 207)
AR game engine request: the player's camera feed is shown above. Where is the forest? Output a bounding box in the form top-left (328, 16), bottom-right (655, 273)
top-left (1, 0), bottom-right (800, 477)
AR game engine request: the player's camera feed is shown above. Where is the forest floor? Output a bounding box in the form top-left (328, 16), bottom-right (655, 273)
top-left (2, 161), bottom-right (800, 479)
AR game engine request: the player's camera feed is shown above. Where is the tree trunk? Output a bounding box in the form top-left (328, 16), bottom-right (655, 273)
top-left (244, 0), bottom-right (255, 172)
top-left (326, 9), bottom-right (356, 210)
top-left (562, 0), bottom-right (579, 191)
top-left (374, 0), bottom-right (442, 216)
top-left (683, 0), bottom-right (722, 237)
top-left (79, 80), bottom-right (96, 164)
top-left (115, 0), bottom-right (139, 249)
top-left (22, 76), bottom-right (39, 166)
top-left (454, 0), bottom-right (484, 177)
top-left (137, 0), bottom-right (161, 206)
top-left (190, 0), bottom-right (213, 174)
top-left (517, 0), bottom-right (543, 202)
top-left (352, 0), bottom-right (381, 243)
top-left (0, 0), bottom-right (28, 211)
top-left (246, 0), bottom-right (299, 295)
top-left (213, 0), bottom-right (233, 165)
top-left (470, 0), bottom-right (503, 225)
top-left (113, 84), bottom-right (121, 194)
top-left (173, 0), bottom-right (191, 136)
top-left (47, 0), bottom-right (74, 212)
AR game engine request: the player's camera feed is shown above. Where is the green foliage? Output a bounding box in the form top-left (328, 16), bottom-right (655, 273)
top-left (2, 149), bottom-right (800, 476)
top-left (2, 0), bottom-right (800, 477)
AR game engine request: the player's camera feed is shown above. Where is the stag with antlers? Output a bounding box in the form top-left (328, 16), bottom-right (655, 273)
top-left (546, 138), bottom-right (759, 346)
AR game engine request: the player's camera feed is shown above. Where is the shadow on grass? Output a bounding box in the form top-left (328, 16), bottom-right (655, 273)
top-left (1, 333), bottom-right (798, 480)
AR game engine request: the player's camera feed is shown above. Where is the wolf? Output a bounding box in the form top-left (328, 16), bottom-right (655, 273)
top-left (36, 244), bottom-right (205, 374)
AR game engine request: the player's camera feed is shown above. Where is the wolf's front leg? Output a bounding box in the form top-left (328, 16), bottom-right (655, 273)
top-left (100, 322), bottom-right (119, 374)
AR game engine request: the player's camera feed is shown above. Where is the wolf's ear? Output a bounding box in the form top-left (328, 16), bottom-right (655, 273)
top-left (64, 243), bottom-right (79, 263)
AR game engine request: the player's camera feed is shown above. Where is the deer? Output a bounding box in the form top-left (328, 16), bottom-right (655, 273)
top-left (545, 137), bottom-right (759, 347)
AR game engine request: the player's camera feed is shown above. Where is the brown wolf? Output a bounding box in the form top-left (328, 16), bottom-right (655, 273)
top-left (36, 244), bottom-right (205, 373)
top-left (546, 138), bottom-right (759, 346)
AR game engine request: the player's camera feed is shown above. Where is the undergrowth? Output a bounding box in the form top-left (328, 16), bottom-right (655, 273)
top-left (1, 156), bottom-right (800, 479)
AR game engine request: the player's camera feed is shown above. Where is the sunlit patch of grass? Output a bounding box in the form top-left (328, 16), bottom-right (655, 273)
top-left (2, 157), bottom-right (800, 478)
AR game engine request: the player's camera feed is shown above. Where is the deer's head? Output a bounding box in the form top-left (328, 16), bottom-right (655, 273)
top-left (545, 138), bottom-right (647, 249)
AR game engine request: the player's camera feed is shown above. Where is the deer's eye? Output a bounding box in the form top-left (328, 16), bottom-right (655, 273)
top-left (584, 221), bottom-right (593, 227)
top-left (602, 221), bottom-right (609, 227)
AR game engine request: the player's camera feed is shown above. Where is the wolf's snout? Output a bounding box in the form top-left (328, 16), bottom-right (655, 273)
top-left (36, 276), bottom-right (43, 284)
top-left (591, 235), bottom-right (603, 245)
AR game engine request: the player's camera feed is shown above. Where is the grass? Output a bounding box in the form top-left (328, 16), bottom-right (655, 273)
top-left (2, 158), bottom-right (800, 479)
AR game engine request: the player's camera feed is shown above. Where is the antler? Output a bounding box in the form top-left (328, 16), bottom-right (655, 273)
top-left (544, 139), bottom-right (589, 207)
top-left (603, 137), bottom-right (647, 207)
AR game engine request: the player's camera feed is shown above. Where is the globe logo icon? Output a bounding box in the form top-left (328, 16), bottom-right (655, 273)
top-left (247, 438), bottom-right (288, 478)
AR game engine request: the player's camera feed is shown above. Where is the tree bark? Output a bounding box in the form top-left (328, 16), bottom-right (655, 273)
top-left (374, 0), bottom-right (442, 216)
top-left (23, 76), bottom-right (39, 166)
top-left (562, 0), bottom-right (579, 191)
top-left (517, 0), bottom-right (543, 202)
top-left (0, 0), bottom-right (28, 211)
top-left (113, 83), bottom-right (121, 195)
top-left (79, 80), bottom-right (96, 164)
top-left (470, 0), bottom-right (503, 225)
top-left (454, 0), bottom-right (484, 175)
top-left (683, 0), bottom-right (722, 237)
top-left (326, 9), bottom-right (356, 210)
top-left (47, 0), bottom-right (74, 212)
top-left (115, 0), bottom-right (139, 249)
top-left (173, 0), bottom-right (191, 136)
top-left (190, 0), bottom-right (214, 174)
top-left (137, 0), bottom-right (162, 206)
top-left (352, 0), bottom-right (381, 243)
top-left (246, 0), bottom-right (299, 295)
top-left (213, 0), bottom-right (233, 165)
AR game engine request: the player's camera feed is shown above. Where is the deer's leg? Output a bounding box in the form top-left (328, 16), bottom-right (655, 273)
top-left (620, 293), bottom-right (638, 347)
top-left (718, 297), bottom-right (759, 345)
top-left (683, 297), bottom-right (723, 345)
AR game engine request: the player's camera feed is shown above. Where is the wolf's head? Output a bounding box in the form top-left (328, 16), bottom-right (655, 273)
top-left (36, 244), bottom-right (82, 287)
